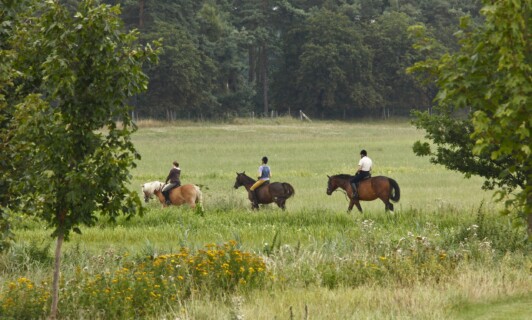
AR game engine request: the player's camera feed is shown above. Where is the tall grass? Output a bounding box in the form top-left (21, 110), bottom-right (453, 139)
top-left (1, 120), bottom-right (529, 319)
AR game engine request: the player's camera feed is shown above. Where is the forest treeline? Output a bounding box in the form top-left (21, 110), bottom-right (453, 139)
top-left (97, 0), bottom-right (483, 119)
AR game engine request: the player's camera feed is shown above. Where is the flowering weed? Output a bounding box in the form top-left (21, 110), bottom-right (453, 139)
top-left (0, 241), bottom-right (269, 319)
top-left (0, 277), bottom-right (50, 319)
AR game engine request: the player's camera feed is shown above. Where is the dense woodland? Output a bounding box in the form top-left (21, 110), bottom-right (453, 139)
top-left (75, 0), bottom-right (483, 120)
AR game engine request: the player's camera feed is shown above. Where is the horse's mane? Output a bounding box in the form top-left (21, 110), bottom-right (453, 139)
top-left (333, 174), bottom-right (353, 180)
top-left (237, 172), bottom-right (256, 183)
top-left (142, 181), bottom-right (164, 195)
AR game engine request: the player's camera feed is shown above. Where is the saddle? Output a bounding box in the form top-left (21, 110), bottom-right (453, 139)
top-left (256, 180), bottom-right (270, 189)
top-left (351, 174), bottom-right (371, 190)
top-left (170, 183), bottom-right (181, 190)
top-left (163, 183), bottom-right (181, 197)
top-left (351, 173), bottom-right (371, 182)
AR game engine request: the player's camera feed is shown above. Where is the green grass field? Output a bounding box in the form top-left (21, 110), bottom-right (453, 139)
top-left (1, 119), bottom-right (530, 319)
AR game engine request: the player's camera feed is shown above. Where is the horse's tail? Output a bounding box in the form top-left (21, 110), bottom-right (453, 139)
top-left (282, 183), bottom-right (295, 198)
top-left (194, 185), bottom-right (203, 206)
top-left (388, 178), bottom-right (400, 202)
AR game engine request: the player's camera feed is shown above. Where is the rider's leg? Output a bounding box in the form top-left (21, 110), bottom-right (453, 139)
top-left (163, 192), bottom-right (171, 205)
top-left (351, 183), bottom-right (358, 199)
top-left (350, 175), bottom-right (360, 199)
top-left (249, 180), bottom-right (265, 207)
top-left (162, 183), bottom-right (175, 205)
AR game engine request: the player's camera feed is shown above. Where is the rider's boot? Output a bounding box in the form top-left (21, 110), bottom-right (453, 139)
top-left (250, 190), bottom-right (259, 208)
top-left (163, 191), bottom-right (171, 205)
top-left (351, 183), bottom-right (358, 199)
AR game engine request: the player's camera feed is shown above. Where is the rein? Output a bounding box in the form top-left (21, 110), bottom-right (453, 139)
top-left (331, 184), bottom-right (350, 200)
top-left (329, 175), bottom-right (352, 200)
top-left (238, 175), bottom-right (256, 189)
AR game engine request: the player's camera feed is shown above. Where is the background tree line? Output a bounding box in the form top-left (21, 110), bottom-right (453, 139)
top-left (96, 0), bottom-right (483, 120)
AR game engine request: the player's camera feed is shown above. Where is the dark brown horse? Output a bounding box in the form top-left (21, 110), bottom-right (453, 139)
top-left (326, 174), bottom-right (400, 212)
top-left (234, 172), bottom-right (295, 210)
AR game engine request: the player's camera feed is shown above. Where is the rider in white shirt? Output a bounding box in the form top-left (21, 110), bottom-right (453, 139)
top-left (350, 150), bottom-right (372, 199)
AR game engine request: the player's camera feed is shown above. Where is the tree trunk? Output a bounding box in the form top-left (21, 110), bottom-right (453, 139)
top-left (248, 46), bottom-right (256, 83)
top-left (261, 44), bottom-right (269, 115)
top-left (527, 212), bottom-right (532, 241)
top-left (139, 0), bottom-right (145, 29)
top-left (50, 231), bottom-right (64, 319)
top-left (527, 187), bottom-right (531, 239)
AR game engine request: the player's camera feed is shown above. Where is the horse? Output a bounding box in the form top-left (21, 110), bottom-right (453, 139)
top-left (326, 174), bottom-right (400, 212)
top-left (150, 182), bottom-right (203, 209)
top-left (141, 181), bottom-right (165, 203)
top-left (233, 172), bottom-right (295, 210)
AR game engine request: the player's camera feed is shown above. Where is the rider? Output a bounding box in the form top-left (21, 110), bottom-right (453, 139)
top-left (162, 161), bottom-right (181, 205)
top-left (249, 156), bottom-right (271, 207)
top-left (350, 150), bottom-right (372, 199)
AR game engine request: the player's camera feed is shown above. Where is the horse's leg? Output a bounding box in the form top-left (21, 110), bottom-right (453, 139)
top-left (380, 196), bottom-right (394, 212)
top-left (385, 200), bottom-right (394, 212)
top-left (354, 200), bottom-right (363, 213)
top-left (347, 199), bottom-right (356, 212)
top-left (155, 191), bottom-right (168, 208)
top-left (251, 194), bottom-right (259, 210)
top-left (276, 198), bottom-right (286, 210)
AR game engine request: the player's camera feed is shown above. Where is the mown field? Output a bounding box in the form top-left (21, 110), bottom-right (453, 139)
top-left (1, 118), bottom-right (530, 319)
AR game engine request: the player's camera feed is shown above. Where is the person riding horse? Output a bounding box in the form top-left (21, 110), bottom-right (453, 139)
top-left (249, 156), bottom-right (271, 207)
top-left (162, 160), bottom-right (181, 205)
top-left (350, 150), bottom-right (372, 199)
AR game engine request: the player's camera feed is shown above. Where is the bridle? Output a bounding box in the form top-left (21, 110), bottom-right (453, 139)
top-left (327, 176), bottom-right (350, 200)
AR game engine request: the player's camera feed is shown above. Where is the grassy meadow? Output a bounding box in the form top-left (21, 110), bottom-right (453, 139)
top-left (1, 118), bottom-right (530, 319)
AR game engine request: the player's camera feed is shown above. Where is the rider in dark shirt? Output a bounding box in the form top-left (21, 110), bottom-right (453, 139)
top-left (162, 161), bottom-right (181, 205)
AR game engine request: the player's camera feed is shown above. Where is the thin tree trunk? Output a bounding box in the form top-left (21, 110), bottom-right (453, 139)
top-left (261, 44), bottom-right (269, 115)
top-left (139, 0), bottom-right (145, 29)
top-left (50, 231), bottom-right (64, 319)
top-left (527, 188), bottom-right (531, 239)
top-left (527, 212), bottom-right (532, 241)
top-left (248, 46), bottom-right (256, 83)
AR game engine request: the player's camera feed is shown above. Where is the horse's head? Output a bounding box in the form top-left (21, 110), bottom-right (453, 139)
top-left (141, 184), bottom-right (151, 203)
top-left (142, 181), bottom-right (164, 203)
top-left (234, 172), bottom-right (246, 189)
top-left (326, 175), bottom-right (339, 195)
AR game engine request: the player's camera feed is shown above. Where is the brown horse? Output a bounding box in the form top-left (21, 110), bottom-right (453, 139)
top-left (326, 174), bottom-right (400, 212)
top-left (234, 172), bottom-right (295, 210)
top-left (153, 183), bottom-right (203, 209)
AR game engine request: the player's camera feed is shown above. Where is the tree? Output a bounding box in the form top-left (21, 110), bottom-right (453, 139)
top-left (0, 0), bottom-right (36, 252)
top-left (366, 11), bottom-right (427, 116)
top-left (409, 0), bottom-right (531, 237)
top-left (232, 0), bottom-right (285, 115)
top-left (5, 0), bottom-right (160, 317)
top-left (281, 8), bottom-right (373, 118)
top-left (140, 21), bottom-right (217, 118)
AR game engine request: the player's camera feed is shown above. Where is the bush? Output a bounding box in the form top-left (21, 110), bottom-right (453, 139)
top-left (0, 277), bottom-right (50, 319)
top-left (0, 241), bottom-right (269, 319)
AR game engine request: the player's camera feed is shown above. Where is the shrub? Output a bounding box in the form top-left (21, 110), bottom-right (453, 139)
top-left (0, 241), bottom-right (269, 319)
top-left (0, 277), bottom-right (50, 319)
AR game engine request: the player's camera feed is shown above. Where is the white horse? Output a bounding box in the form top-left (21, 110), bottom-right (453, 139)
top-left (141, 181), bottom-right (164, 203)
